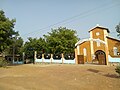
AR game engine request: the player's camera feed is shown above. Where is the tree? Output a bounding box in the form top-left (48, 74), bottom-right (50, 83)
top-left (0, 10), bottom-right (18, 52)
top-left (116, 22), bottom-right (120, 37)
top-left (115, 23), bottom-right (120, 55)
top-left (6, 36), bottom-right (24, 55)
top-left (23, 27), bottom-right (79, 59)
top-left (44, 27), bottom-right (79, 54)
top-left (23, 37), bottom-right (46, 59)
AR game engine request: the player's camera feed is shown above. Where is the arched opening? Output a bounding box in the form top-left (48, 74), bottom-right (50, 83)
top-left (113, 47), bottom-right (118, 56)
top-left (95, 50), bottom-right (106, 65)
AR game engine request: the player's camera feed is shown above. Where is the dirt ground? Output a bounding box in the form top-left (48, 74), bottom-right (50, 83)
top-left (0, 64), bottom-right (120, 90)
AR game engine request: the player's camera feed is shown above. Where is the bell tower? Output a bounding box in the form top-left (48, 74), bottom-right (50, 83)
top-left (89, 24), bottom-right (109, 41)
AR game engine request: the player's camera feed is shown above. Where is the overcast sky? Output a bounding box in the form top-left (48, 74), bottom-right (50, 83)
top-left (0, 0), bottom-right (120, 42)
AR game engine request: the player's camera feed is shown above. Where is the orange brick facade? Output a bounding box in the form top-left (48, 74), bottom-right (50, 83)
top-left (75, 25), bottom-right (120, 65)
top-left (107, 37), bottom-right (120, 57)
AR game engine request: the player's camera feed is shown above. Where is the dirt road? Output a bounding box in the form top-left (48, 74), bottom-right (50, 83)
top-left (0, 64), bottom-right (120, 90)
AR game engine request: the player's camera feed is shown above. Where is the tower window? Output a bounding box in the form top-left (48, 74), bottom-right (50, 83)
top-left (83, 48), bottom-right (87, 56)
top-left (96, 39), bottom-right (100, 47)
top-left (113, 47), bottom-right (118, 56)
top-left (96, 32), bottom-right (100, 36)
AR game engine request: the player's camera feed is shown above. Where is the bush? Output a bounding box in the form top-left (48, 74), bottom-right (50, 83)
top-left (115, 63), bottom-right (120, 76)
top-left (0, 58), bottom-right (8, 68)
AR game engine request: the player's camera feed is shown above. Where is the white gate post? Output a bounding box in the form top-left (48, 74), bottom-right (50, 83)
top-left (34, 51), bottom-right (37, 64)
top-left (50, 54), bottom-right (53, 64)
top-left (23, 52), bottom-right (25, 64)
top-left (62, 53), bottom-right (64, 64)
top-left (42, 54), bottom-right (44, 63)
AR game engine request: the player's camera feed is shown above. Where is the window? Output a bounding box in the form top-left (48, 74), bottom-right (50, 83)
top-left (113, 47), bottom-right (118, 56)
top-left (96, 32), bottom-right (100, 36)
top-left (83, 48), bottom-right (87, 56)
top-left (97, 41), bottom-right (100, 47)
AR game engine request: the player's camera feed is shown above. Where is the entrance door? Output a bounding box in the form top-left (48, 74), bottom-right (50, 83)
top-left (77, 55), bottom-right (84, 64)
top-left (95, 50), bottom-right (106, 65)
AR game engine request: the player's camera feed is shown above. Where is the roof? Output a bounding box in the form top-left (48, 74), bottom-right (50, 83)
top-left (75, 36), bottom-right (120, 47)
top-left (106, 36), bottom-right (120, 42)
top-left (89, 24), bottom-right (110, 33)
top-left (75, 38), bottom-right (106, 47)
top-left (75, 38), bottom-right (89, 46)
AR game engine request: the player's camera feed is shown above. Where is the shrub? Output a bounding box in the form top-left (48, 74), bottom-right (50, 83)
top-left (0, 58), bottom-right (8, 68)
top-left (115, 63), bottom-right (120, 76)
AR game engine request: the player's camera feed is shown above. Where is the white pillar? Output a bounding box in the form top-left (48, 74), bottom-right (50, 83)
top-left (23, 52), bottom-right (25, 64)
top-left (34, 51), bottom-right (37, 64)
top-left (90, 31), bottom-right (94, 60)
top-left (77, 45), bottom-right (80, 55)
top-left (42, 54), bottom-right (44, 63)
top-left (62, 53), bottom-right (64, 64)
top-left (50, 54), bottom-right (53, 64)
top-left (104, 30), bottom-right (109, 65)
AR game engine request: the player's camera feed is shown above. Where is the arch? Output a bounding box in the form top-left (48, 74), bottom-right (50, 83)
top-left (95, 50), bottom-right (106, 65)
top-left (113, 47), bottom-right (118, 56)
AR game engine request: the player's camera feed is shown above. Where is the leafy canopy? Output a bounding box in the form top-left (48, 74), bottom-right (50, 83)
top-left (23, 27), bottom-right (79, 59)
top-left (44, 27), bottom-right (79, 54)
top-left (6, 36), bottom-right (23, 55)
top-left (116, 22), bottom-right (120, 37)
top-left (0, 10), bottom-right (18, 52)
top-left (23, 37), bottom-right (46, 59)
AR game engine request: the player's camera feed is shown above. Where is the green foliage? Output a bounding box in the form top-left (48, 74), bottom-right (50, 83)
top-left (115, 63), bottom-right (120, 76)
top-left (0, 58), bottom-right (8, 68)
top-left (6, 36), bottom-right (23, 55)
top-left (23, 37), bottom-right (46, 59)
top-left (116, 22), bottom-right (120, 37)
top-left (44, 27), bottom-right (79, 54)
top-left (0, 10), bottom-right (18, 52)
top-left (23, 27), bottom-right (79, 59)
top-left (115, 22), bottom-right (120, 48)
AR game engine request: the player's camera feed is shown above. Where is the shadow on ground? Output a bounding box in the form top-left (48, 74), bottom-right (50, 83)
top-left (104, 74), bottom-right (120, 78)
top-left (87, 68), bottom-right (120, 78)
top-left (87, 69), bottom-right (99, 73)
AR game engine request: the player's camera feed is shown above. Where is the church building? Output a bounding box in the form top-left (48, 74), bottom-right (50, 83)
top-left (75, 25), bottom-right (120, 65)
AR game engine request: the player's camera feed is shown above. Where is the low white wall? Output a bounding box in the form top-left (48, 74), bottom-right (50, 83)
top-left (108, 55), bottom-right (120, 63)
top-left (35, 58), bottom-right (75, 64)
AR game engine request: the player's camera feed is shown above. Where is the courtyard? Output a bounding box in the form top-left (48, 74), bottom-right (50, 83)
top-left (0, 64), bottom-right (120, 90)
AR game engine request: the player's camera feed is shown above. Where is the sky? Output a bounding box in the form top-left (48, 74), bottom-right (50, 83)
top-left (0, 0), bottom-right (120, 42)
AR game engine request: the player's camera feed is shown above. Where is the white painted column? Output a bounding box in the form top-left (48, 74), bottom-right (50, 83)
top-left (104, 30), bottom-right (109, 50)
top-left (77, 45), bottom-right (80, 55)
top-left (90, 40), bottom-right (94, 55)
top-left (90, 31), bottom-right (94, 60)
top-left (104, 30), bottom-right (109, 65)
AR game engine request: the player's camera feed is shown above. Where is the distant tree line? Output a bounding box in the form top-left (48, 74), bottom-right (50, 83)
top-left (22, 27), bottom-right (79, 59)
